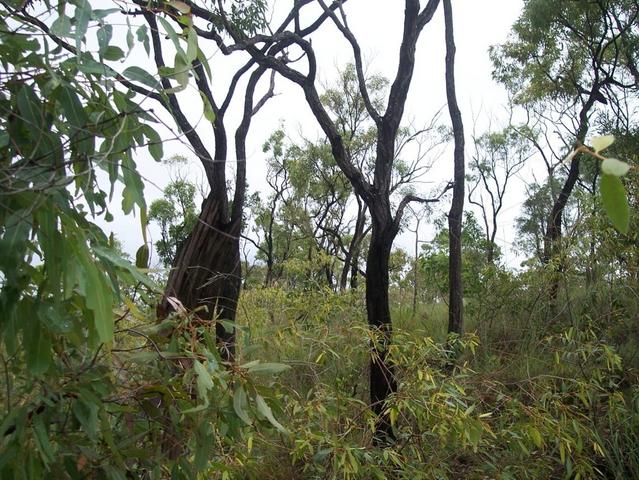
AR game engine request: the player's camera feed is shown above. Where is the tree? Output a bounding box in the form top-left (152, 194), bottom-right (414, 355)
top-left (444, 0), bottom-right (466, 335)
top-left (468, 124), bottom-right (531, 263)
top-left (0, 3), bottom-right (161, 474)
top-left (149, 157), bottom-right (199, 267)
top-left (421, 212), bottom-right (498, 303)
top-left (220, 0), bottom-right (450, 441)
top-left (492, 0), bottom-right (639, 303)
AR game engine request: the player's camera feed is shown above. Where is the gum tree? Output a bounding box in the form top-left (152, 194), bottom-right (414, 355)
top-left (217, 0), bottom-right (452, 440)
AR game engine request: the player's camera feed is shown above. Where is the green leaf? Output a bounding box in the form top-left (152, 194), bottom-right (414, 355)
top-left (194, 360), bottom-right (214, 400)
top-left (122, 66), bottom-right (161, 91)
top-left (164, 54), bottom-right (190, 94)
top-left (136, 25), bottom-right (150, 56)
top-left (233, 386), bottom-right (252, 425)
top-left (74, 0), bottom-right (92, 52)
top-left (200, 91), bottom-right (216, 122)
top-left (197, 47), bottom-right (212, 80)
top-left (186, 27), bottom-right (198, 63)
top-left (78, 252), bottom-right (114, 343)
top-left (135, 244), bottom-right (149, 269)
top-left (17, 84), bottom-right (42, 130)
top-left (24, 310), bottom-right (52, 376)
top-left (76, 56), bottom-right (117, 77)
top-left (103, 46), bottom-right (125, 61)
top-left (50, 15), bottom-right (72, 37)
top-left (32, 415), bottom-right (54, 464)
top-left (93, 245), bottom-right (156, 290)
top-left (142, 125), bottom-right (163, 161)
top-left (156, 16), bottom-right (187, 63)
top-left (600, 174), bottom-right (630, 234)
top-left (245, 362), bottom-right (291, 375)
top-left (121, 155), bottom-right (146, 214)
top-left (591, 135), bottom-right (615, 153)
top-left (255, 394), bottom-right (287, 433)
top-left (57, 86), bottom-right (88, 127)
top-left (601, 158), bottom-right (631, 177)
top-left (92, 8), bottom-right (121, 19)
top-left (96, 24), bottom-right (113, 55)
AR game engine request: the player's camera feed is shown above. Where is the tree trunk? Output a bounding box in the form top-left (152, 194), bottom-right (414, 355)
top-left (340, 200), bottom-right (367, 291)
top-left (366, 219), bottom-right (397, 444)
top-left (412, 218), bottom-right (420, 318)
top-left (159, 194), bottom-right (241, 362)
top-left (350, 252), bottom-right (360, 290)
top-left (542, 92), bottom-right (597, 308)
top-left (444, 0), bottom-right (465, 335)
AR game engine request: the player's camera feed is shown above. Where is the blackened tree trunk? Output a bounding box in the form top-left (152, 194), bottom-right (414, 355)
top-left (340, 199), bottom-right (368, 291)
top-left (222, 0), bottom-right (443, 444)
top-left (444, 0), bottom-right (465, 335)
top-left (366, 218), bottom-right (397, 441)
top-left (161, 198), bottom-right (241, 360)
top-left (542, 93), bottom-right (597, 306)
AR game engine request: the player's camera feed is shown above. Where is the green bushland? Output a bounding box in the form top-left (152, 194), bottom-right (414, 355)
top-left (228, 273), bottom-right (639, 480)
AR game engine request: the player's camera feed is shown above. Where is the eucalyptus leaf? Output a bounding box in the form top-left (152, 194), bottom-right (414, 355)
top-left (591, 135), bottom-right (615, 153)
top-left (233, 386), bottom-right (252, 425)
top-left (122, 66), bottom-right (161, 91)
top-left (600, 174), bottom-right (630, 234)
top-left (601, 157), bottom-right (631, 177)
top-left (255, 394), bottom-right (287, 433)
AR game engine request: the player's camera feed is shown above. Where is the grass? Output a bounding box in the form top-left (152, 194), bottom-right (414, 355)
top-left (229, 280), bottom-right (639, 479)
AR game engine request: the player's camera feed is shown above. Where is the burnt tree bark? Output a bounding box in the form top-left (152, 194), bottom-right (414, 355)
top-left (131, 0), bottom-right (339, 359)
top-left (444, 0), bottom-right (465, 335)
top-left (133, 9), bottom-right (278, 360)
top-left (219, 0), bottom-right (444, 442)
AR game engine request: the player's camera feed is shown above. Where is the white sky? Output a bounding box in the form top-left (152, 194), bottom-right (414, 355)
top-left (103, 0), bottom-right (526, 267)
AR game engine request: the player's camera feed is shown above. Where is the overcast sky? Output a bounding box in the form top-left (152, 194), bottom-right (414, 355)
top-left (104, 0), bottom-right (526, 266)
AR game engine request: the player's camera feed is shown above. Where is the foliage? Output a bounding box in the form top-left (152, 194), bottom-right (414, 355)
top-left (233, 287), bottom-right (639, 479)
top-left (563, 135), bottom-right (634, 234)
top-left (419, 212), bottom-right (501, 300)
top-left (149, 157), bottom-right (200, 267)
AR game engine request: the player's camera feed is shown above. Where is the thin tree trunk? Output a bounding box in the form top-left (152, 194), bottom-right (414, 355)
top-left (542, 93), bottom-right (597, 306)
top-left (412, 217), bottom-right (420, 318)
top-left (444, 0), bottom-right (465, 335)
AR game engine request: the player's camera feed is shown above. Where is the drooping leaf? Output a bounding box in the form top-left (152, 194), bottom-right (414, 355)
top-left (24, 309), bottom-right (52, 376)
top-left (142, 125), bottom-right (163, 161)
top-left (255, 394), bottom-right (287, 433)
top-left (96, 24), bottom-right (113, 56)
top-left (156, 16), bottom-right (187, 63)
top-left (32, 415), bottom-right (54, 465)
top-left (50, 14), bottom-right (72, 37)
top-left (102, 46), bottom-right (125, 61)
top-left (164, 54), bottom-right (190, 94)
top-left (186, 27), bottom-right (198, 63)
top-left (200, 91), bottom-right (216, 122)
top-left (78, 251), bottom-right (114, 343)
top-left (591, 135), bottom-right (615, 153)
top-left (194, 360), bottom-right (214, 400)
top-left (600, 174), bottom-right (630, 234)
top-left (136, 25), bottom-right (150, 56)
top-left (233, 386), bottom-right (252, 425)
top-left (601, 157), bottom-right (631, 177)
top-left (74, 0), bottom-right (93, 53)
top-left (135, 244), bottom-right (149, 269)
top-left (92, 245), bottom-right (156, 290)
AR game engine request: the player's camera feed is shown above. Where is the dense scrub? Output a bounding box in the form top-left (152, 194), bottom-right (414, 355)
top-left (7, 277), bottom-right (636, 479)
